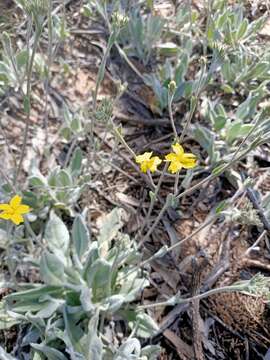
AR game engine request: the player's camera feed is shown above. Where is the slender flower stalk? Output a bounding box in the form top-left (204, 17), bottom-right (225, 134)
top-left (142, 141), bottom-right (259, 242)
top-left (138, 282), bottom-right (253, 310)
top-left (138, 163), bottom-right (169, 243)
top-left (167, 81), bottom-right (178, 140)
top-left (121, 215), bottom-right (216, 281)
top-left (6, 223), bottom-right (18, 287)
top-left (14, 20), bottom-right (43, 186)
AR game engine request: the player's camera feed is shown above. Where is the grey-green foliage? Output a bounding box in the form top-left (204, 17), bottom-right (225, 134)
top-left (143, 45), bottom-right (222, 114)
top-left (143, 51), bottom-right (193, 113)
top-left (0, 6), bottom-right (67, 94)
top-left (134, 2), bottom-right (269, 117)
top-left (220, 49), bottom-right (270, 90)
top-left (15, 0), bottom-right (48, 17)
top-left (15, 0), bottom-right (48, 33)
top-left (0, 208), bottom-right (159, 359)
top-left (206, 3), bottom-right (269, 92)
top-left (207, 3), bottom-right (266, 46)
top-left (119, 8), bottom-right (165, 65)
top-left (187, 4), bottom-right (270, 174)
top-left (60, 104), bottom-right (86, 141)
top-left (0, 32), bottom-right (28, 94)
top-left (0, 33), bottom-right (50, 95)
top-left (94, 98), bottom-right (114, 124)
top-left (192, 87), bottom-right (269, 165)
top-left (0, 3), bottom-right (46, 96)
top-left (25, 146), bottom-right (86, 216)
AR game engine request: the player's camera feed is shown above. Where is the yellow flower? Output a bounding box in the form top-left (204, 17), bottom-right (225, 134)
top-left (0, 195), bottom-right (30, 225)
top-left (135, 152), bottom-right (162, 173)
top-left (165, 143), bottom-right (196, 174)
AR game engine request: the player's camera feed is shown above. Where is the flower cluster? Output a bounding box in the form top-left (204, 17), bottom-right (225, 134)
top-left (0, 195), bottom-right (30, 225)
top-left (135, 143), bottom-right (196, 174)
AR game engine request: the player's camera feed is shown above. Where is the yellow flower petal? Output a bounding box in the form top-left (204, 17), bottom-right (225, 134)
top-left (180, 153), bottom-right (197, 169)
top-left (154, 156), bottom-right (162, 165)
top-left (183, 153), bottom-right (196, 160)
top-left (165, 153), bottom-right (178, 162)
top-left (165, 144), bottom-right (196, 173)
top-left (172, 143), bottom-right (184, 156)
top-left (0, 204), bottom-right (11, 211)
top-left (168, 162), bottom-right (182, 174)
top-left (182, 161), bottom-right (196, 169)
top-left (17, 204), bottom-right (30, 214)
top-left (135, 152), bottom-right (152, 164)
top-left (0, 212), bottom-right (12, 220)
top-left (140, 162), bottom-right (149, 173)
top-left (10, 195), bottom-right (22, 209)
top-left (0, 195), bottom-right (30, 225)
top-left (165, 153), bottom-right (182, 173)
top-left (136, 152), bottom-right (161, 173)
top-left (10, 213), bottom-right (24, 225)
top-left (148, 157), bottom-right (162, 173)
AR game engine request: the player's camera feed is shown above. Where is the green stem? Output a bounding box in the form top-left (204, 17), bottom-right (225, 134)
top-left (93, 31), bottom-right (117, 112)
top-left (168, 93), bottom-right (178, 140)
top-left (120, 214), bottom-right (216, 282)
top-left (96, 2), bottom-right (144, 82)
top-left (204, 0), bottom-right (212, 55)
top-left (115, 43), bottom-right (145, 81)
top-left (147, 170), bottom-right (156, 190)
top-left (176, 143), bottom-right (256, 200)
top-left (142, 141), bottom-right (259, 242)
top-left (174, 171), bottom-right (180, 195)
top-left (6, 223), bottom-right (18, 288)
top-left (140, 194), bottom-right (173, 245)
top-left (139, 283), bottom-right (250, 309)
top-left (111, 121), bottom-right (136, 158)
top-left (14, 24), bottom-right (42, 186)
top-left (179, 63), bottom-right (206, 143)
top-left (23, 219), bottom-right (35, 251)
top-left (138, 163), bottom-right (168, 244)
top-left (43, 0), bottom-right (53, 144)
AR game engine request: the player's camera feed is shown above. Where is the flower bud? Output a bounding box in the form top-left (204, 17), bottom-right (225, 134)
top-left (111, 12), bottom-right (128, 29)
top-left (168, 80), bottom-right (176, 94)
